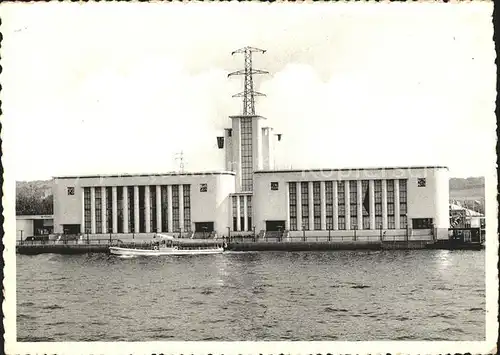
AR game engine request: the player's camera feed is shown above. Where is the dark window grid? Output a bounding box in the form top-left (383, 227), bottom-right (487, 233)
top-left (290, 217), bottom-right (297, 231)
top-left (314, 218), bottom-right (321, 230)
top-left (326, 204), bottom-right (333, 216)
top-left (326, 216), bottom-right (334, 230)
top-left (106, 188), bottom-right (113, 232)
top-left (351, 217), bottom-right (358, 228)
top-left (84, 188), bottom-right (91, 232)
top-left (387, 190), bottom-right (395, 203)
top-left (375, 203), bottom-right (382, 216)
top-left (399, 179), bottom-right (407, 191)
top-left (400, 205), bottom-right (407, 216)
top-left (388, 216), bottom-right (396, 229)
top-left (128, 187), bottom-right (135, 232)
top-left (387, 203), bottom-right (395, 216)
top-left (350, 204), bottom-right (357, 217)
top-left (400, 191), bottom-right (407, 203)
top-left (338, 216), bottom-right (346, 230)
top-left (375, 216), bottom-right (383, 228)
top-left (400, 215), bottom-right (408, 229)
top-left (362, 180), bottom-right (369, 217)
top-left (338, 205), bottom-right (346, 217)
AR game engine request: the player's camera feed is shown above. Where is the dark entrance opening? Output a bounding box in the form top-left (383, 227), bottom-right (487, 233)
top-left (265, 220), bottom-right (286, 231)
top-left (62, 224), bottom-right (80, 235)
top-left (195, 222), bottom-right (214, 233)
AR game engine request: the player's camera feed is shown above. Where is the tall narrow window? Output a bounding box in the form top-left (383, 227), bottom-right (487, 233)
top-left (149, 186), bottom-right (157, 233)
top-left (84, 187), bottom-right (91, 233)
top-left (232, 196), bottom-right (237, 231)
top-left (289, 183), bottom-right (297, 231)
top-left (240, 117), bottom-right (253, 191)
top-left (374, 180), bottom-right (382, 229)
top-left (95, 188), bottom-right (102, 233)
top-left (387, 180), bottom-right (395, 229)
top-left (117, 187), bottom-right (124, 233)
top-left (325, 181), bottom-right (333, 230)
top-left (127, 186), bottom-right (135, 233)
top-left (239, 196), bottom-right (245, 231)
top-left (160, 186), bottom-right (168, 232)
top-left (349, 181), bottom-right (358, 229)
top-left (313, 182), bottom-right (321, 230)
top-left (362, 180), bottom-right (370, 229)
top-left (172, 185), bottom-right (180, 232)
top-left (183, 185), bottom-right (191, 232)
top-left (247, 196), bottom-right (252, 232)
top-left (399, 179), bottom-right (407, 229)
top-left (337, 181), bottom-right (345, 230)
top-left (301, 182), bottom-right (309, 230)
top-left (106, 187), bottom-right (113, 233)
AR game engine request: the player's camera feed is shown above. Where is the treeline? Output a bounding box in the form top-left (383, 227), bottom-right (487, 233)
top-left (16, 180), bottom-right (53, 215)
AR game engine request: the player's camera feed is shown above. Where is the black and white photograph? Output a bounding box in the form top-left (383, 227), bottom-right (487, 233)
top-left (2, 2), bottom-right (497, 354)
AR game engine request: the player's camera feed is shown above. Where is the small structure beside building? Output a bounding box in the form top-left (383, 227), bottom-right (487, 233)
top-left (16, 215), bottom-right (54, 241)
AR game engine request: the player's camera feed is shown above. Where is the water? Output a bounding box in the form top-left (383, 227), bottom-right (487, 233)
top-left (17, 250), bottom-right (485, 341)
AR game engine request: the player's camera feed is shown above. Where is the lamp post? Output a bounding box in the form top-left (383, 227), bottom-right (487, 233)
top-left (19, 230), bottom-right (23, 244)
top-left (328, 226), bottom-right (331, 242)
top-left (227, 226), bottom-right (231, 242)
top-left (302, 222), bottom-right (306, 242)
top-left (353, 224), bottom-right (357, 241)
top-left (277, 226), bottom-right (282, 242)
top-left (379, 224), bottom-right (383, 241)
top-left (253, 226), bottom-right (256, 242)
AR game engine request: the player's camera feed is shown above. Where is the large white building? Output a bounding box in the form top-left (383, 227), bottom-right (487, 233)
top-left (52, 48), bottom-right (450, 241)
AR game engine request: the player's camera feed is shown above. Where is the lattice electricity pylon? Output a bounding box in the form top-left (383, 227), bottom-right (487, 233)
top-left (228, 46), bottom-right (268, 116)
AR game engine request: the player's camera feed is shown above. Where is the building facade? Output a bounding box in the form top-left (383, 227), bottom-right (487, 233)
top-left (50, 49), bottom-right (450, 240)
top-left (53, 172), bottom-right (235, 238)
top-left (252, 167), bottom-right (450, 240)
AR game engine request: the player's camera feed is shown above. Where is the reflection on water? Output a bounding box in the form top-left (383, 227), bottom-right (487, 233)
top-left (17, 250), bottom-right (485, 341)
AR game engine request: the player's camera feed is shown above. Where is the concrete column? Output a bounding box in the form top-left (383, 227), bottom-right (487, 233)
top-left (357, 180), bottom-right (363, 230)
top-left (369, 180), bottom-right (375, 230)
top-left (101, 187), bottom-right (107, 233)
top-left (179, 186), bottom-right (184, 232)
top-left (90, 187), bottom-right (96, 234)
top-left (243, 195), bottom-right (248, 232)
top-left (382, 180), bottom-right (388, 229)
top-left (145, 186), bottom-right (151, 233)
top-left (224, 128), bottom-right (234, 172)
top-left (134, 186), bottom-right (140, 233)
top-left (320, 181), bottom-right (326, 230)
top-left (167, 185), bottom-right (173, 232)
top-left (345, 181), bottom-right (350, 230)
top-left (285, 182), bottom-right (290, 230)
top-left (156, 185), bottom-right (162, 233)
top-left (123, 186), bottom-right (129, 234)
top-left (333, 181), bottom-right (339, 230)
top-left (236, 195), bottom-right (241, 231)
top-left (394, 179), bottom-right (401, 229)
top-left (296, 182), bottom-right (302, 231)
top-left (112, 186), bottom-right (118, 234)
top-left (308, 181), bottom-right (314, 230)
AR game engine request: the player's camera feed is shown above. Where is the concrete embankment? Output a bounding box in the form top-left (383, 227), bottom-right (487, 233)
top-left (226, 240), bottom-right (434, 251)
top-left (16, 244), bottom-right (110, 255)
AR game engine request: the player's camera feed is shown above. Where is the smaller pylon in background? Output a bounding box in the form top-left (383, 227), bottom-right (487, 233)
top-left (228, 46), bottom-right (269, 116)
top-left (175, 151), bottom-right (185, 173)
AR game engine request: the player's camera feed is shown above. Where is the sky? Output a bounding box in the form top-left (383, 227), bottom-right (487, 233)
top-left (2, 2), bottom-right (496, 181)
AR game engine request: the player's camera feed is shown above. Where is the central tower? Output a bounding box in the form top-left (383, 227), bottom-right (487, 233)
top-left (227, 47), bottom-right (269, 192)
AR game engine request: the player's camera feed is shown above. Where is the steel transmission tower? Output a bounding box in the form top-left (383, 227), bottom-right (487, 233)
top-left (228, 46), bottom-right (268, 115)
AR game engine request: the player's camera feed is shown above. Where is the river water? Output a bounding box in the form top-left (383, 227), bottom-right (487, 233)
top-left (17, 250), bottom-right (485, 341)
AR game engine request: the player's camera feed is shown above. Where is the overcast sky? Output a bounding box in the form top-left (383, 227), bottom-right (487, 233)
top-left (2, 2), bottom-right (495, 181)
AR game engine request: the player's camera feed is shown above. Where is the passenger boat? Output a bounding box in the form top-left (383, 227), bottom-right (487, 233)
top-left (109, 234), bottom-right (226, 256)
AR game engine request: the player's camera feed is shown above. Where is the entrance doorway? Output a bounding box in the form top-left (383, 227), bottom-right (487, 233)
top-left (265, 220), bottom-right (286, 231)
top-left (62, 224), bottom-right (81, 235)
top-left (195, 222), bottom-right (214, 233)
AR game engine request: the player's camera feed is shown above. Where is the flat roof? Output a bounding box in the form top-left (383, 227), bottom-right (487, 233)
top-left (16, 215), bottom-right (54, 220)
top-left (229, 115), bottom-right (267, 120)
top-left (254, 166), bottom-right (449, 174)
top-left (54, 171), bottom-right (236, 180)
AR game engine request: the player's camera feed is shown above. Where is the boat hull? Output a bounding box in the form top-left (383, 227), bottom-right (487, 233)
top-left (109, 246), bottom-right (224, 256)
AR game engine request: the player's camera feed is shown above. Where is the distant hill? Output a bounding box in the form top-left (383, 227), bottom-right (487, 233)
top-left (449, 177), bottom-right (485, 200)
